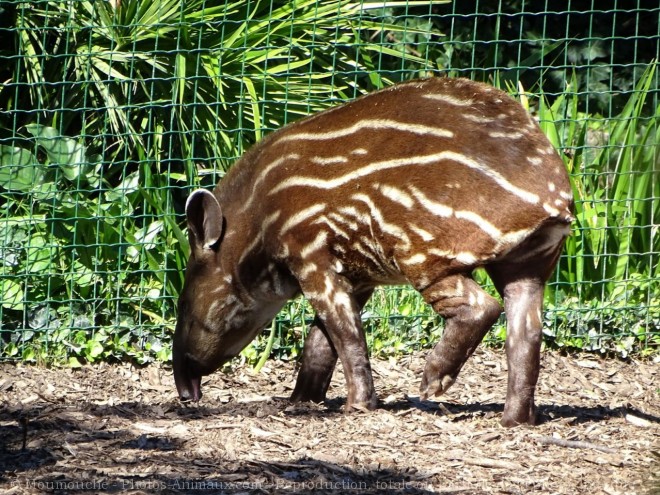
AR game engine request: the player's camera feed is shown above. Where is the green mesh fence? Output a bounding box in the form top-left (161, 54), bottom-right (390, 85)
top-left (0, 1), bottom-right (658, 364)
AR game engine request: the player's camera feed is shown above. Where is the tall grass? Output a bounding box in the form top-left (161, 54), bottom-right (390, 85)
top-left (536, 66), bottom-right (660, 356)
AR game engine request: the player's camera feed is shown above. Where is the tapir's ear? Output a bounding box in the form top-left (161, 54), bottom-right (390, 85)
top-left (185, 189), bottom-right (224, 256)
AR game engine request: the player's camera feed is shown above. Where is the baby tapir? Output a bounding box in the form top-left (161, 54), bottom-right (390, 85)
top-left (173, 77), bottom-right (574, 426)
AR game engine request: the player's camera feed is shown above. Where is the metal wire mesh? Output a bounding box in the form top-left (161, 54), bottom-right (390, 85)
top-left (0, 0), bottom-right (658, 363)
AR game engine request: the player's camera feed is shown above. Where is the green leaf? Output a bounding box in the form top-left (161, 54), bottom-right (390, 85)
top-left (0, 278), bottom-right (23, 310)
top-left (0, 145), bottom-right (44, 192)
top-left (69, 260), bottom-right (96, 289)
top-left (106, 171), bottom-right (140, 202)
top-left (68, 356), bottom-right (83, 368)
top-left (25, 124), bottom-right (88, 181)
top-left (135, 220), bottom-right (164, 250)
top-left (86, 340), bottom-right (104, 360)
top-left (26, 235), bottom-right (54, 274)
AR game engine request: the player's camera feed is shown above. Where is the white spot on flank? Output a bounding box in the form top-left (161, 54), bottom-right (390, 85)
top-left (328, 212), bottom-right (359, 231)
top-left (280, 204), bottom-right (326, 234)
top-left (454, 209), bottom-right (506, 239)
top-left (488, 131), bottom-right (524, 139)
top-left (543, 203), bottom-right (561, 216)
top-left (462, 113), bottom-right (496, 124)
top-left (410, 224), bottom-right (434, 242)
top-left (548, 182), bottom-right (556, 192)
top-left (402, 253), bottom-right (426, 265)
top-left (417, 275), bottom-right (430, 289)
top-left (311, 156), bottom-right (348, 165)
top-left (427, 248), bottom-right (450, 258)
top-left (333, 243), bottom-right (347, 254)
top-left (351, 148), bottom-right (368, 155)
top-left (300, 230), bottom-right (329, 258)
top-left (527, 156), bottom-right (543, 166)
top-left (275, 119), bottom-right (454, 143)
top-left (455, 252), bottom-right (479, 265)
top-left (536, 146), bottom-right (555, 156)
top-left (299, 262), bottom-right (318, 280)
top-left (314, 215), bottom-right (351, 240)
top-left (423, 93), bottom-right (475, 107)
top-left (352, 240), bottom-right (381, 268)
top-left (351, 193), bottom-right (411, 249)
top-left (408, 186), bottom-right (452, 217)
top-left (376, 184), bottom-right (415, 209)
top-left (337, 205), bottom-right (371, 225)
top-left (428, 248), bottom-right (480, 265)
top-left (559, 190), bottom-right (572, 200)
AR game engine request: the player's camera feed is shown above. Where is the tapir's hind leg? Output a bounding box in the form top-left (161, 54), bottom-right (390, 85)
top-left (486, 221), bottom-right (570, 426)
top-left (420, 274), bottom-right (503, 400)
top-left (291, 288), bottom-right (373, 404)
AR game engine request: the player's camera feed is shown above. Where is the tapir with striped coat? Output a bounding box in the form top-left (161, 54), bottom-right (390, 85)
top-left (173, 77), bottom-right (574, 426)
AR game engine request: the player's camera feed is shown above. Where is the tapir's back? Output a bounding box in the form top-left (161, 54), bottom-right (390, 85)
top-left (218, 78), bottom-right (573, 283)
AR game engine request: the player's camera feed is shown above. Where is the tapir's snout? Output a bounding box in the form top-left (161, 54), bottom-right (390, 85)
top-left (173, 350), bottom-right (204, 402)
top-left (177, 374), bottom-right (202, 402)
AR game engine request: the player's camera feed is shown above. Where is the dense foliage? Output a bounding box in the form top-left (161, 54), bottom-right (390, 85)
top-left (0, 0), bottom-right (658, 365)
top-left (378, 0), bottom-right (660, 114)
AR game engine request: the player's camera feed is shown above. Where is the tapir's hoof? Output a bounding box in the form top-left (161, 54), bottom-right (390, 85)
top-left (500, 404), bottom-right (538, 427)
top-left (420, 372), bottom-right (456, 400)
top-left (290, 389), bottom-right (326, 404)
top-left (344, 396), bottom-right (378, 413)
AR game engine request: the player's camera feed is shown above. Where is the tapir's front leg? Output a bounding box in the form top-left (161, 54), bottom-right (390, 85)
top-left (292, 289), bottom-right (374, 405)
top-left (296, 270), bottom-right (376, 410)
top-left (291, 318), bottom-right (337, 403)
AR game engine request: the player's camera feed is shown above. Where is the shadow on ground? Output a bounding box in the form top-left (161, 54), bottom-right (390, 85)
top-left (1, 403), bottom-right (440, 494)
top-left (2, 397), bottom-right (658, 494)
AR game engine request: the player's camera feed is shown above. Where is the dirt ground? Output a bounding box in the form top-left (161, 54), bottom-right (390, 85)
top-left (1, 348), bottom-right (658, 494)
